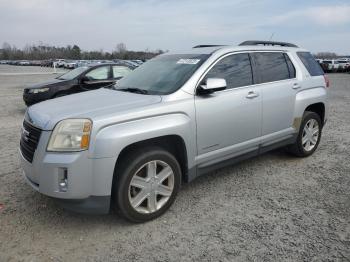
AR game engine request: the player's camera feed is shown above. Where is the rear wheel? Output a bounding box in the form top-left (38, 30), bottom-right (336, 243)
top-left (113, 147), bottom-right (181, 222)
top-left (288, 111), bottom-right (322, 157)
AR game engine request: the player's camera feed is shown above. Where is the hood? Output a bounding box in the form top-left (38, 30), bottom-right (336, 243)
top-left (26, 88), bottom-right (162, 130)
top-left (26, 78), bottom-right (68, 89)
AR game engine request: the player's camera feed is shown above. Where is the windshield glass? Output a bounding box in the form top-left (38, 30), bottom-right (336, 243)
top-left (114, 54), bottom-right (209, 95)
top-left (57, 66), bottom-right (88, 80)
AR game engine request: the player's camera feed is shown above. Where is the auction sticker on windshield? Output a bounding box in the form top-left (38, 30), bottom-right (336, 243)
top-left (177, 59), bottom-right (200, 65)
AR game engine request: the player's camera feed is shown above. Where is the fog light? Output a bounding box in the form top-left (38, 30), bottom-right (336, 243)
top-left (58, 168), bottom-right (68, 192)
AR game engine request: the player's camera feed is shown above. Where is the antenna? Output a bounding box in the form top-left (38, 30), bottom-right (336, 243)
top-left (269, 33), bottom-right (275, 41)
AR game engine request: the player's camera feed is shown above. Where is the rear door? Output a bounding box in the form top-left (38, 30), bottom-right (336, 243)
top-left (250, 52), bottom-right (297, 144)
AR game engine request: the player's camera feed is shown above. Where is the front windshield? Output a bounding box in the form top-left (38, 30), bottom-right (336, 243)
top-left (114, 54), bottom-right (209, 95)
top-left (57, 66), bottom-right (88, 80)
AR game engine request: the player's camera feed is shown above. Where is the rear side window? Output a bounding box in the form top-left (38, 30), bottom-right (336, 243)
top-left (297, 52), bottom-right (324, 76)
top-left (252, 52), bottom-right (290, 83)
top-left (205, 53), bottom-right (253, 89)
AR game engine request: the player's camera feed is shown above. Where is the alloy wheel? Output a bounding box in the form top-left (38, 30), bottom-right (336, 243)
top-left (128, 160), bottom-right (175, 214)
top-left (302, 119), bottom-right (320, 151)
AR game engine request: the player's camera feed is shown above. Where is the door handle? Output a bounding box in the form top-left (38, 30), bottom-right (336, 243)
top-left (246, 91), bottom-right (259, 99)
top-left (292, 83), bottom-right (301, 89)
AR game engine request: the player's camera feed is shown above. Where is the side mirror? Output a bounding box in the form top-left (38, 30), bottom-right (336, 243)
top-left (80, 76), bottom-right (91, 84)
top-left (198, 78), bottom-right (227, 95)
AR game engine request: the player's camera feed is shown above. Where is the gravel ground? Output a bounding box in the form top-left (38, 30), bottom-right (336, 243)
top-left (0, 65), bottom-right (349, 262)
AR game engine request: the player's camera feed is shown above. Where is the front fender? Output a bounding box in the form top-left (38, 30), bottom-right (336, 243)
top-left (90, 113), bottom-right (195, 165)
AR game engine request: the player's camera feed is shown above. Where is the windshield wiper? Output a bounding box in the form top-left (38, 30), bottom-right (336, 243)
top-left (117, 87), bottom-right (148, 94)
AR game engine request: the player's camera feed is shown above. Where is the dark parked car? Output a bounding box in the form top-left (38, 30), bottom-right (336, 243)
top-left (23, 63), bottom-right (135, 106)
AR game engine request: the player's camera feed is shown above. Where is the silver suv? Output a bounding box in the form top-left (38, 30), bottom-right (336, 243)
top-left (20, 41), bottom-right (329, 222)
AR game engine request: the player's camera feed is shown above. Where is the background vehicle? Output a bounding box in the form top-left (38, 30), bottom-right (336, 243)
top-left (113, 59), bottom-right (141, 68)
top-left (322, 59), bottom-right (339, 72)
top-left (131, 59), bottom-right (144, 65)
top-left (55, 59), bottom-right (66, 68)
top-left (316, 59), bottom-right (329, 72)
top-left (20, 41), bottom-right (328, 222)
top-left (23, 63), bottom-right (134, 106)
top-left (64, 60), bottom-right (78, 69)
top-left (18, 60), bottom-right (30, 66)
top-left (336, 59), bottom-right (350, 72)
top-left (40, 60), bottom-right (53, 67)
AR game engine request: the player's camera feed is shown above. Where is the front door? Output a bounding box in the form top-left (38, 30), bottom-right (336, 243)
top-left (195, 53), bottom-right (262, 165)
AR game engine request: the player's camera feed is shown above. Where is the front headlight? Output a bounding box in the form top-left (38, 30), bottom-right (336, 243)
top-left (47, 119), bottom-right (92, 152)
top-left (28, 87), bottom-right (50, 94)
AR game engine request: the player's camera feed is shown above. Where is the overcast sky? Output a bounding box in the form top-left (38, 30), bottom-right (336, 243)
top-left (0, 0), bottom-right (349, 54)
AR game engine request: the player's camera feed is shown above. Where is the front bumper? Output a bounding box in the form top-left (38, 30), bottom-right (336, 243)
top-left (19, 130), bottom-right (115, 214)
top-left (55, 196), bottom-right (111, 214)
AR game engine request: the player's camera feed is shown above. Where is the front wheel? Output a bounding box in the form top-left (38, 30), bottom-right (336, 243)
top-left (288, 111), bottom-right (322, 157)
top-left (113, 148), bottom-right (181, 222)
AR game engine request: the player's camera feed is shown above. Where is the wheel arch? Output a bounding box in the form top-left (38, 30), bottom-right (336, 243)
top-left (305, 102), bottom-right (325, 125)
top-left (110, 135), bottom-right (189, 204)
top-left (294, 87), bottom-right (328, 130)
top-left (112, 135), bottom-right (189, 186)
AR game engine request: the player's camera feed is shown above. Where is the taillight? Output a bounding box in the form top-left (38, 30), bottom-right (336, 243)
top-left (324, 75), bottom-right (330, 88)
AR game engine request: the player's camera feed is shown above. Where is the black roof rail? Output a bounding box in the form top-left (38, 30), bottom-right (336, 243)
top-left (193, 45), bottom-right (226, 48)
top-left (239, 40), bottom-right (298, 48)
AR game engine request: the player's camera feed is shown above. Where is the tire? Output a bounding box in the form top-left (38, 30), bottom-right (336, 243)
top-left (113, 147), bottom-right (181, 222)
top-left (288, 111), bottom-right (322, 157)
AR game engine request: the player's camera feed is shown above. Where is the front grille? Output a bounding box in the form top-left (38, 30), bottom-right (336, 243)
top-left (20, 120), bottom-right (42, 163)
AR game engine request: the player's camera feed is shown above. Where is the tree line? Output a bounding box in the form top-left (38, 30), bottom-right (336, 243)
top-left (0, 42), bottom-right (165, 61)
top-left (1, 42), bottom-right (345, 61)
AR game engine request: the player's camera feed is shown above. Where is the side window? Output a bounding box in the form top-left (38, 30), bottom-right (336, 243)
top-left (205, 53), bottom-right (253, 89)
top-left (112, 66), bottom-right (132, 79)
top-left (85, 66), bottom-right (109, 80)
top-left (297, 52), bottom-right (324, 76)
top-left (284, 53), bottom-right (296, 78)
top-left (252, 52), bottom-right (290, 83)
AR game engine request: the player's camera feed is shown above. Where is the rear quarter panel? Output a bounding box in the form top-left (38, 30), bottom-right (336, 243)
top-left (294, 77), bottom-right (328, 126)
top-left (290, 51), bottom-right (328, 127)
